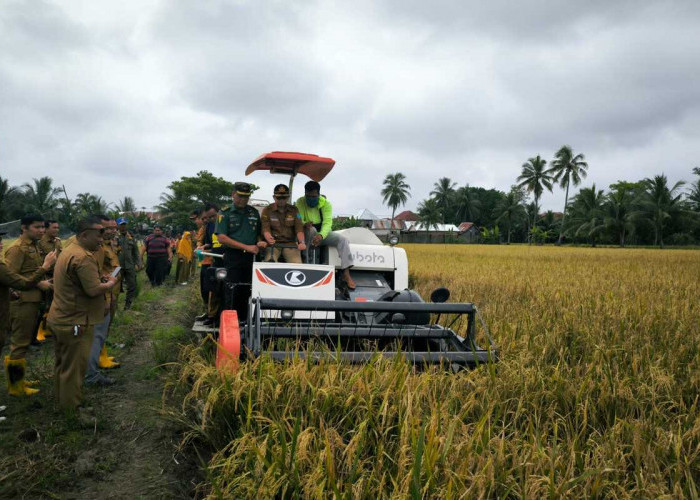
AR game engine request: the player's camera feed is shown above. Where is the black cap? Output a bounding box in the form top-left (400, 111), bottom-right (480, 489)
top-left (273, 184), bottom-right (290, 197)
top-left (234, 182), bottom-right (252, 197)
top-left (0, 231), bottom-right (7, 236)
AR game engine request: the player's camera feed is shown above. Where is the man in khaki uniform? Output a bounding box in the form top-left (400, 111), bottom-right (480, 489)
top-left (116, 217), bottom-right (141, 310)
top-left (1, 231), bottom-right (56, 396)
top-left (3, 215), bottom-right (46, 365)
top-left (48, 217), bottom-right (118, 410)
top-left (85, 216), bottom-right (121, 385)
top-left (36, 220), bottom-right (62, 342)
top-left (261, 184), bottom-right (306, 263)
top-left (38, 220), bottom-right (62, 259)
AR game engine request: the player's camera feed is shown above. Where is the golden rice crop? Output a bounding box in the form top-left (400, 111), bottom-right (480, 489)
top-left (170, 245), bottom-right (700, 498)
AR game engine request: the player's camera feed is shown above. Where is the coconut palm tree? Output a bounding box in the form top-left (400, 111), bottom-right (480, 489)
top-left (417, 198), bottom-right (442, 234)
top-left (430, 177), bottom-right (457, 224)
top-left (22, 176), bottom-right (61, 217)
top-left (381, 173), bottom-right (411, 231)
top-left (0, 176), bottom-right (19, 222)
top-left (566, 185), bottom-right (606, 247)
top-left (117, 196), bottom-right (137, 214)
top-left (547, 145), bottom-right (588, 244)
top-left (689, 167), bottom-right (700, 211)
top-left (517, 155), bottom-right (553, 237)
top-left (493, 187), bottom-right (527, 244)
top-left (453, 185), bottom-right (481, 223)
top-left (605, 183), bottom-right (636, 247)
top-left (636, 174), bottom-right (685, 248)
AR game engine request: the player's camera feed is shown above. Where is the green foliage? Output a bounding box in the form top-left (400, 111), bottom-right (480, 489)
top-left (157, 171), bottom-right (236, 231)
top-left (480, 225), bottom-right (500, 244)
top-left (381, 172), bottom-right (411, 225)
top-left (417, 198), bottom-right (442, 232)
top-left (333, 216), bottom-right (365, 230)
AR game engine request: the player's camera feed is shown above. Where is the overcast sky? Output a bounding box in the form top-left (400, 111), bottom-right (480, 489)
top-left (1, 0), bottom-right (699, 217)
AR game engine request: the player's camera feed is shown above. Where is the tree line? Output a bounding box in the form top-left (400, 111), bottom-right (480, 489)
top-left (381, 146), bottom-right (700, 247)
top-left (0, 176), bottom-right (153, 233)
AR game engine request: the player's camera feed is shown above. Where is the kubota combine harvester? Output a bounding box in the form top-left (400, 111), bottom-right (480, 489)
top-left (193, 152), bottom-right (497, 370)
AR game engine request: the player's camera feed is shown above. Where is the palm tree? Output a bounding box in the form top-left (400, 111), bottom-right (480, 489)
top-left (117, 196), bottom-right (137, 214)
top-left (22, 176), bottom-right (61, 217)
top-left (636, 174), bottom-right (685, 248)
top-left (566, 185), bottom-right (606, 246)
top-left (493, 187), bottom-right (527, 244)
top-left (547, 145), bottom-right (589, 244)
top-left (417, 198), bottom-right (442, 234)
top-left (605, 184), bottom-right (636, 247)
top-left (517, 155), bottom-right (553, 237)
top-left (430, 177), bottom-right (457, 224)
top-left (453, 185), bottom-right (481, 222)
top-left (381, 173), bottom-right (411, 231)
top-left (689, 167), bottom-right (700, 211)
top-left (0, 176), bottom-right (19, 222)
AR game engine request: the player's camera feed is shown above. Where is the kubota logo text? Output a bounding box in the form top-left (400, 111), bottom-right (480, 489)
top-left (352, 251), bottom-right (386, 264)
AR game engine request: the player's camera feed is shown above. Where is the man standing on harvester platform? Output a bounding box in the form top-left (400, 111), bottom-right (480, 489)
top-left (48, 217), bottom-right (118, 410)
top-left (296, 181), bottom-right (356, 289)
top-left (214, 182), bottom-right (267, 322)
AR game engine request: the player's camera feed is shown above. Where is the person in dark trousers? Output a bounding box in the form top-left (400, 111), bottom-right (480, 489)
top-left (195, 203), bottom-right (221, 324)
top-left (141, 225), bottom-right (172, 286)
top-left (215, 183), bottom-right (267, 323)
top-left (116, 217), bottom-right (142, 310)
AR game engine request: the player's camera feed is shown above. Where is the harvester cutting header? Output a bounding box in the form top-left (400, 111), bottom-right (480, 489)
top-left (194, 152), bottom-right (497, 370)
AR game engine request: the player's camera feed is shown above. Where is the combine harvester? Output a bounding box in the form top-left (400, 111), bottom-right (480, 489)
top-left (193, 152), bottom-right (497, 371)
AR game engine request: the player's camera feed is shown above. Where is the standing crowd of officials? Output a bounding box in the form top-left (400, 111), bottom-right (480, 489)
top-left (1, 177), bottom-right (355, 414)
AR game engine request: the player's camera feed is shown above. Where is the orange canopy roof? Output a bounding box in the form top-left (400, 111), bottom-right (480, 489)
top-left (245, 152), bottom-right (335, 182)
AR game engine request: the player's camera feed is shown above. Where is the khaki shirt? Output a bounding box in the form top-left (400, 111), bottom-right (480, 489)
top-left (0, 262), bottom-right (46, 333)
top-left (38, 234), bottom-right (62, 258)
top-left (101, 239), bottom-right (121, 303)
top-left (3, 235), bottom-right (44, 303)
top-left (261, 203), bottom-right (304, 244)
top-left (48, 241), bottom-right (105, 326)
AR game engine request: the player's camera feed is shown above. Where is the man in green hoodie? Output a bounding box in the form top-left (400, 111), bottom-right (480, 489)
top-left (295, 181), bottom-right (355, 289)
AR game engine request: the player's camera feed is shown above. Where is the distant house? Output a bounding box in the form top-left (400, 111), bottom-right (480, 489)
top-left (355, 209), bottom-right (379, 228)
top-left (371, 219), bottom-right (406, 237)
top-left (405, 222), bottom-right (460, 233)
top-left (394, 210), bottom-right (419, 222)
top-left (457, 222), bottom-right (480, 243)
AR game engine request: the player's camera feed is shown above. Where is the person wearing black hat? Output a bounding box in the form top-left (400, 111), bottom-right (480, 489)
top-left (296, 181), bottom-right (356, 289)
top-left (214, 182), bottom-right (267, 322)
top-left (261, 184), bottom-right (306, 263)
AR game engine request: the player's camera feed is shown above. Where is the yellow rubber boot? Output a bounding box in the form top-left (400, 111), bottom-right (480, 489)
top-left (40, 315), bottom-right (52, 338)
top-left (4, 356), bottom-right (40, 397)
top-left (98, 345), bottom-right (120, 369)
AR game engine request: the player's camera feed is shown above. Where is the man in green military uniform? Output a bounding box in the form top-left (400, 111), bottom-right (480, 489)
top-left (116, 217), bottom-right (141, 310)
top-left (48, 217), bottom-right (118, 410)
top-left (214, 182), bottom-right (267, 322)
top-left (261, 184), bottom-right (306, 263)
top-left (3, 215), bottom-right (48, 373)
top-left (1, 230), bottom-right (56, 396)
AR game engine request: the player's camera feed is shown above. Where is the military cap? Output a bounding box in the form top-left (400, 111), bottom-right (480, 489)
top-left (273, 184), bottom-right (290, 197)
top-left (234, 182), bottom-right (252, 197)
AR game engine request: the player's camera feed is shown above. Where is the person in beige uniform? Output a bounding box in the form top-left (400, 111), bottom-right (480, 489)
top-left (36, 220), bottom-right (62, 342)
top-left (3, 215), bottom-right (46, 364)
top-left (48, 217), bottom-right (118, 410)
top-left (261, 184), bottom-right (306, 263)
top-left (1, 231), bottom-right (56, 396)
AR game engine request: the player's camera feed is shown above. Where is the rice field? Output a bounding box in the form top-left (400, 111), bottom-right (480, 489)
top-left (171, 244), bottom-right (700, 498)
